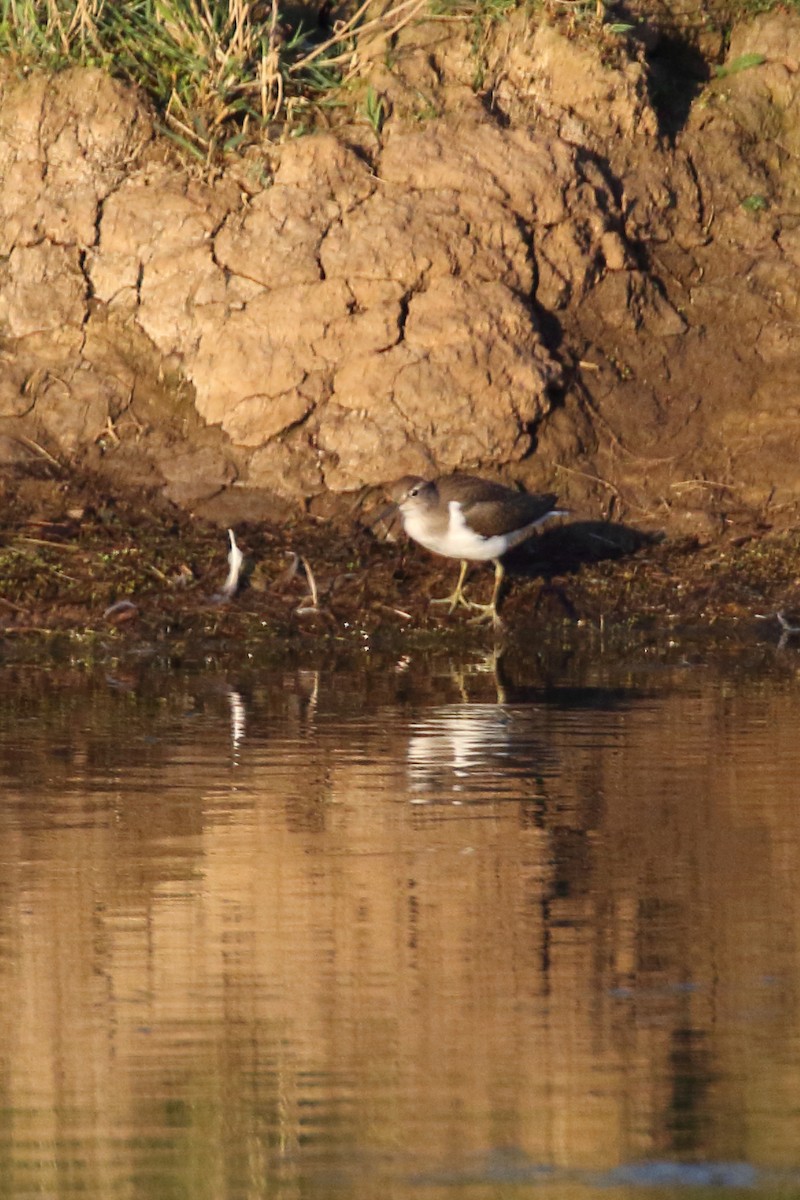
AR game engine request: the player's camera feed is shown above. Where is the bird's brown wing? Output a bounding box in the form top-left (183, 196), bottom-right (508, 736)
top-left (459, 490), bottom-right (559, 539)
top-left (443, 484), bottom-right (556, 537)
top-left (436, 474), bottom-right (516, 506)
top-left (433, 474), bottom-right (559, 537)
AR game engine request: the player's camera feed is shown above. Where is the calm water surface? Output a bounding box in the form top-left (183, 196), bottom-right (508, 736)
top-left (1, 636), bottom-right (800, 1199)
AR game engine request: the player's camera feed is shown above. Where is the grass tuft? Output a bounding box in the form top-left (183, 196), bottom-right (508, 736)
top-left (0, 0), bottom-right (424, 152)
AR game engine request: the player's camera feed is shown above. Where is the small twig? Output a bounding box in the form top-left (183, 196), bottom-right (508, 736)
top-left (289, 0), bottom-right (374, 71)
top-left (377, 603), bottom-right (413, 620)
top-left (669, 479), bottom-right (742, 491)
top-left (14, 436), bottom-right (63, 469)
top-left (96, 415), bottom-right (121, 446)
top-left (0, 596), bottom-right (28, 614)
top-left (16, 536), bottom-right (81, 551)
top-left (0, 625), bottom-right (56, 635)
top-left (163, 107), bottom-right (208, 148)
top-left (553, 462), bottom-right (622, 498)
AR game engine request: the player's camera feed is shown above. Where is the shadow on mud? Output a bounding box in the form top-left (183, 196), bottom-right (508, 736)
top-left (646, 32), bottom-right (711, 139)
top-left (506, 519), bottom-right (659, 580)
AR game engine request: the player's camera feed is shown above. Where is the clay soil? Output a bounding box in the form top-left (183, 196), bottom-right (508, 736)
top-left (1, 5), bottom-right (800, 656)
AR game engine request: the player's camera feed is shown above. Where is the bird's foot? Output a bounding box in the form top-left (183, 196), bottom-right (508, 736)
top-left (429, 589), bottom-right (473, 613)
top-left (467, 602), bottom-right (504, 629)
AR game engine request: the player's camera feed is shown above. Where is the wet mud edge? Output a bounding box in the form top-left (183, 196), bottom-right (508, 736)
top-left (1, 466), bottom-right (798, 657)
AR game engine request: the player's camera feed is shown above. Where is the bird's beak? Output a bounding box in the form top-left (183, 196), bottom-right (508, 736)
top-left (366, 500), bottom-right (398, 528)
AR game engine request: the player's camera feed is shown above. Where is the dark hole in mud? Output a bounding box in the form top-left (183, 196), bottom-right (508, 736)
top-left (531, 302), bottom-right (564, 355)
top-left (645, 33), bottom-right (712, 139)
top-left (482, 91), bottom-right (511, 129)
top-left (266, 0), bottom-right (340, 40)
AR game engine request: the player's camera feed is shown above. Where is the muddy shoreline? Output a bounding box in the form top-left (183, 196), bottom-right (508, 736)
top-left (2, 462), bottom-right (798, 662)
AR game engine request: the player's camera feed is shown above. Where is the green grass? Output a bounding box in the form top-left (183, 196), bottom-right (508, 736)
top-left (362, 82), bottom-right (385, 133)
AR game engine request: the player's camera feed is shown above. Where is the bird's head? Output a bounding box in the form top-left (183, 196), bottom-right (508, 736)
top-left (367, 476), bottom-right (436, 538)
top-left (387, 475), bottom-right (436, 513)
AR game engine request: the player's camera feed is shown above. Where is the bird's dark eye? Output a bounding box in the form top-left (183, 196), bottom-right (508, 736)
top-left (409, 483), bottom-right (424, 497)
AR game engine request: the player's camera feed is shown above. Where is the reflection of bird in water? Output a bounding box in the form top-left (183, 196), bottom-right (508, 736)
top-left (227, 687), bottom-right (246, 761)
top-left (445, 649), bottom-right (509, 705)
top-left (756, 610), bottom-right (800, 650)
top-left (406, 704), bottom-right (552, 805)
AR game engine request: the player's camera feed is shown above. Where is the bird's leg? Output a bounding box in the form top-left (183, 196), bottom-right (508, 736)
top-left (429, 559), bottom-right (472, 611)
top-left (468, 560), bottom-right (505, 627)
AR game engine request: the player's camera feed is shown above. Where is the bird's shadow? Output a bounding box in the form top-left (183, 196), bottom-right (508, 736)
top-left (505, 519), bottom-right (660, 579)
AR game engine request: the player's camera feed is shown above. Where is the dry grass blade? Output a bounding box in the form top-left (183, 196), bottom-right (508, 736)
top-left (265, 0), bottom-right (283, 119)
top-left (14, 435), bottom-right (63, 469)
top-left (0, 0), bottom-right (346, 145)
top-left (287, 0), bottom-right (375, 73)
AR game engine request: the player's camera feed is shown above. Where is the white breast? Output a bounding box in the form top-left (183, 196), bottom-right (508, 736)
top-left (404, 501), bottom-right (512, 562)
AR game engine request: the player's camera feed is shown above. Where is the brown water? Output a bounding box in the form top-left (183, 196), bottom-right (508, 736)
top-left (1, 638), bottom-right (800, 1199)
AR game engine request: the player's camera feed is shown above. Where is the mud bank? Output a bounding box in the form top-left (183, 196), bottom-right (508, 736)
top-left (0, 9), bottom-right (799, 643)
top-left (1, 11), bottom-right (800, 521)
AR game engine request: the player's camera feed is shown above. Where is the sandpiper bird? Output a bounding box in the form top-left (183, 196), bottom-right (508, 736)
top-left (387, 473), bottom-right (566, 625)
